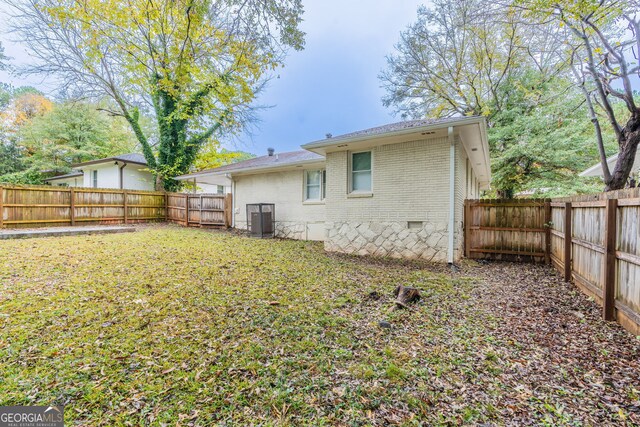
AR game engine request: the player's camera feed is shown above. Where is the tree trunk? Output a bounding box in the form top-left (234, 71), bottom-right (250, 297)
top-left (393, 285), bottom-right (421, 309)
top-left (605, 114), bottom-right (640, 191)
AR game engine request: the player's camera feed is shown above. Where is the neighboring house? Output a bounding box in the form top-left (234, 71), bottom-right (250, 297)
top-left (173, 170), bottom-right (231, 194)
top-left (580, 149), bottom-right (640, 180)
top-left (176, 117), bottom-right (491, 263)
top-left (44, 153), bottom-right (155, 190)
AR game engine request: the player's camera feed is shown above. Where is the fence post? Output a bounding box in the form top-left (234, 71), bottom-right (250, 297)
top-left (464, 200), bottom-right (471, 258)
top-left (603, 198), bottom-right (618, 321)
top-left (563, 202), bottom-right (572, 282)
top-left (164, 193), bottom-right (169, 221)
top-left (185, 194), bottom-right (189, 226)
top-left (544, 200), bottom-right (551, 265)
top-left (0, 186), bottom-right (3, 229)
top-left (123, 190), bottom-right (128, 224)
top-left (70, 188), bottom-right (75, 226)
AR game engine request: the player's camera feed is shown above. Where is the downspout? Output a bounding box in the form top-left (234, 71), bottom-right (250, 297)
top-left (448, 126), bottom-right (455, 264)
top-left (118, 162), bottom-right (127, 189)
top-left (231, 175), bottom-right (236, 228)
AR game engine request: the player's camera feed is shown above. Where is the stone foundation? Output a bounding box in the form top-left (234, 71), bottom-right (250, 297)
top-left (235, 221), bottom-right (319, 240)
top-left (275, 222), bottom-right (307, 240)
top-left (325, 221), bottom-right (458, 262)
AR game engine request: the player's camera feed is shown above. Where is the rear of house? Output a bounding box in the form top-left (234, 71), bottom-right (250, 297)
top-left (177, 117), bottom-right (490, 263)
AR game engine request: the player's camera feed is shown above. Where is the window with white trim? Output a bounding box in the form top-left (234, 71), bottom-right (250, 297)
top-left (92, 170), bottom-right (98, 188)
top-left (305, 169), bottom-right (325, 201)
top-left (350, 151), bottom-right (372, 192)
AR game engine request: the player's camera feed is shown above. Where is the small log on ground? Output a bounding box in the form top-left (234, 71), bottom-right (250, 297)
top-left (393, 285), bottom-right (421, 310)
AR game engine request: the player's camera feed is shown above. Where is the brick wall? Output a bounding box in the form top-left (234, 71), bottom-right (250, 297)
top-left (324, 135), bottom-right (469, 262)
top-left (233, 168), bottom-right (326, 240)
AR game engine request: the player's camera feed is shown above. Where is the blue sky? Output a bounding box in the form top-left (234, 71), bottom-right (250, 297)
top-left (0, 0), bottom-right (425, 156)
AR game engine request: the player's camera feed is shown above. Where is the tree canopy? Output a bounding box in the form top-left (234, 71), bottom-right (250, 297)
top-left (6, 0), bottom-right (305, 190)
top-left (381, 0), bottom-right (639, 195)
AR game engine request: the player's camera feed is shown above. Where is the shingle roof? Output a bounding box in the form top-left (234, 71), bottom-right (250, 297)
top-left (72, 153), bottom-right (148, 167)
top-left (112, 153), bottom-right (147, 164)
top-left (183, 150), bottom-right (324, 176)
top-left (329, 117), bottom-right (464, 140)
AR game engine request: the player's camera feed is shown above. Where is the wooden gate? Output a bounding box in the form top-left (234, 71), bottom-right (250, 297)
top-left (464, 199), bottom-right (550, 262)
top-left (166, 193), bottom-right (232, 228)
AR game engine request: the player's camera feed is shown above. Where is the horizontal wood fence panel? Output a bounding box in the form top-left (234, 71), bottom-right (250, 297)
top-left (1, 185), bottom-right (169, 228)
top-left (465, 199), bottom-right (549, 261)
top-left (166, 193), bottom-right (227, 227)
top-left (465, 188), bottom-right (640, 335)
top-left (1, 186), bottom-right (231, 230)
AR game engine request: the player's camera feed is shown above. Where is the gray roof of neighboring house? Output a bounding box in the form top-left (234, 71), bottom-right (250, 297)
top-left (44, 171), bottom-right (84, 181)
top-left (73, 153), bottom-right (148, 167)
top-left (179, 150), bottom-right (325, 177)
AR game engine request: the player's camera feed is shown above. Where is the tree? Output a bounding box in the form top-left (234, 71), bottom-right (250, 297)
top-left (515, 0), bottom-right (640, 191)
top-left (0, 88), bottom-right (52, 183)
top-left (194, 142), bottom-right (255, 171)
top-left (18, 102), bottom-right (138, 174)
top-left (11, 92), bottom-right (53, 126)
top-left (6, 0), bottom-right (304, 190)
top-left (380, 0), bottom-right (533, 120)
top-left (490, 70), bottom-right (620, 197)
top-left (0, 42), bottom-right (8, 71)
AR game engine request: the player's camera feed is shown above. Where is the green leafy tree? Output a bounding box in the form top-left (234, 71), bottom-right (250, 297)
top-left (8, 0), bottom-right (304, 190)
top-left (514, 0), bottom-right (640, 190)
top-left (0, 86), bottom-right (52, 183)
top-left (490, 72), bottom-right (622, 197)
top-left (17, 102), bottom-right (138, 175)
top-left (380, 0), bottom-right (630, 197)
top-left (194, 142), bottom-right (255, 171)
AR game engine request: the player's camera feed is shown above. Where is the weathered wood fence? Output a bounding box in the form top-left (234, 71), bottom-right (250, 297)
top-left (0, 185), bottom-right (231, 229)
top-left (166, 193), bottom-right (232, 228)
top-left (465, 188), bottom-right (640, 335)
top-left (464, 199), bottom-right (550, 262)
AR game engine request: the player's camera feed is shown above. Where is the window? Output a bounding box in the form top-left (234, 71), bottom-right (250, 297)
top-left (92, 170), bottom-right (98, 188)
top-left (305, 169), bottom-right (325, 201)
top-left (216, 185), bottom-right (225, 195)
top-left (351, 151), bottom-right (372, 192)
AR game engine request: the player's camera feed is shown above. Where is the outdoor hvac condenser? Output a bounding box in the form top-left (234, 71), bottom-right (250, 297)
top-left (246, 203), bottom-right (275, 238)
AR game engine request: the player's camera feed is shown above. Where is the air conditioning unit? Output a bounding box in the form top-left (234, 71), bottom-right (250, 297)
top-left (246, 203), bottom-right (275, 238)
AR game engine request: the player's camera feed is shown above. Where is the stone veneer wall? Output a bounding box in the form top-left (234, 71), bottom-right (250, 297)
top-left (325, 221), bottom-right (454, 262)
top-left (235, 220), bottom-right (323, 241)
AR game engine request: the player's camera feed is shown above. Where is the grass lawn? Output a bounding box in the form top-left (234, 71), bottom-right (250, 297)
top-left (1, 226), bottom-right (639, 426)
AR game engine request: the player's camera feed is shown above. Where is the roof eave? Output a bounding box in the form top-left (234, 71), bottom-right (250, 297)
top-left (174, 158), bottom-right (326, 179)
top-left (301, 116), bottom-right (486, 154)
top-left (72, 158), bottom-right (148, 168)
top-left (44, 173), bottom-right (83, 181)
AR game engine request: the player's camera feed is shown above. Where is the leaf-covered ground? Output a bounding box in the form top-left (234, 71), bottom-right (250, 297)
top-left (0, 226), bottom-right (638, 426)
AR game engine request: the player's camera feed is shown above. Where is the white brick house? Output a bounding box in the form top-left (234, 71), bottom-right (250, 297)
top-left (177, 117), bottom-right (491, 263)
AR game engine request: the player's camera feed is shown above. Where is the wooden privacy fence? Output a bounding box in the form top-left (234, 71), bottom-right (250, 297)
top-left (464, 199), bottom-right (551, 262)
top-left (166, 193), bottom-right (232, 228)
top-left (465, 188), bottom-right (640, 335)
top-left (0, 185), bottom-right (231, 229)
